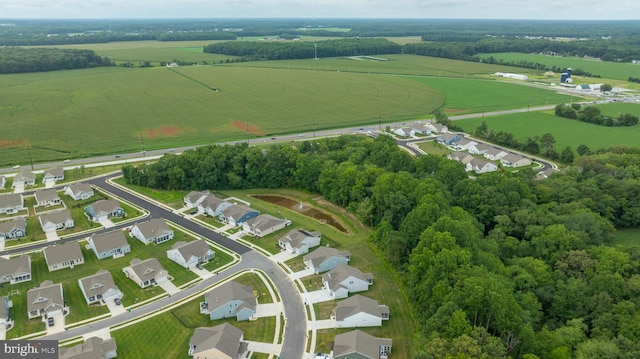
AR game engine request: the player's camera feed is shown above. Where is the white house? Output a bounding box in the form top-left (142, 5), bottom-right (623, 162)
top-left (39, 210), bottom-right (74, 232)
top-left (501, 153), bottom-right (533, 167)
top-left (64, 183), bottom-right (94, 201)
top-left (34, 189), bottom-right (62, 207)
top-left (26, 280), bottom-right (68, 320)
top-left (42, 167), bottom-right (64, 185)
top-left (333, 330), bottom-right (392, 359)
top-left (466, 157), bottom-right (499, 174)
top-left (0, 254), bottom-right (31, 284)
top-left (303, 247), bottom-right (351, 274)
top-left (188, 323), bottom-right (245, 359)
top-left (468, 143), bottom-right (493, 155)
top-left (483, 147), bottom-right (509, 161)
top-left (333, 295), bottom-right (390, 328)
top-left (278, 229), bottom-right (321, 255)
top-left (78, 270), bottom-right (123, 305)
top-left (123, 258), bottom-right (168, 288)
top-left (322, 263), bottom-right (373, 299)
top-left (0, 194), bottom-right (24, 215)
top-left (453, 138), bottom-right (478, 151)
top-left (129, 218), bottom-right (174, 245)
top-left (88, 230), bottom-right (131, 260)
top-left (167, 240), bottom-right (215, 269)
top-left (198, 195), bottom-right (232, 217)
top-left (12, 170), bottom-right (36, 188)
top-left (183, 190), bottom-right (210, 208)
top-left (43, 242), bottom-right (84, 272)
top-left (393, 127), bottom-right (412, 137)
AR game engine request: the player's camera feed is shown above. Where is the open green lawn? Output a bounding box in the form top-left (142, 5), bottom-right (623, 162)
top-left (455, 109), bottom-right (640, 152)
top-left (479, 52), bottom-right (640, 82)
top-left (112, 177), bottom-right (189, 208)
top-left (416, 140), bottom-right (453, 156)
top-left (613, 228), bottom-right (640, 248)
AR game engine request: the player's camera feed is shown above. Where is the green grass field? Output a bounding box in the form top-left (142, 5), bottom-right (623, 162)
top-left (479, 52), bottom-right (640, 82)
top-left (455, 105), bottom-right (640, 152)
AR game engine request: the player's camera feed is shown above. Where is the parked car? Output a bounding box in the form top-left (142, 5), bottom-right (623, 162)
top-left (47, 317), bottom-right (54, 327)
top-left (114, 297), bottom-right (121, 306)
top-left (196, 263), bottom-right (204, 270)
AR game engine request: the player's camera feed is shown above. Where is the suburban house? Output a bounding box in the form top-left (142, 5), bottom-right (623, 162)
top-left (483, 147), bottom-right (509, 161)
top-left (11, 170), bottom-right (36, 188)
top-left (468, 142), bottom-right (493, 155)
top-left (303, 247), bottom-right (351, 274)
top-left (129, 218), bottom-right (174, 245)
top-left (322, 263), bottom-right (374, 299)
top-left (278, 228), bottom-right (321, 255)
top-left (393, 127), bottom-right (412, 137)
top-left (0, 193), bottom-right (24, 215)
top-left (0, 175), bottom-right (5, 189)
top-left (0, 254), bottom-right (31, 284)
top-left (43, 242), bottom-right (84, 272)
top-left (42, 167), bottom-right (64, 185)
top-left (58, 337), bottom-right (117, 359)
top-left (0, 296), bottom-right (13, 331)
top-left (39, 210), bottom-right (74, 232)
top-left (200, 281), bottom-right (257, 321)
top-left (436, 133), bottom-right (461, 146)
top-left (188, 323), bottom-right (246, 359)
top-left (0, 217), bottom-right (27, 241)
top-left (466, 157), bottom-right (499, 174)
top-left (242, 214), bottom-right (287, 237)
top-left (34, 189), bottom-right (62, 207)
top-left (26, 280), bottom-right (68, 320)
top-left (184, 190), bottom-right (211, 208)
top-left (64, 183), bottom-right (95, 201)
top-left (333, 295), bottom-right (390, 328)
top-left (453, 138), bottom-right (478, 151)
top-left (333, 330), bottom-right (392, 359)
top-left (536, 167), bottom-right (559, 180)
top-left (427, 122), bottom-right (448, 133)
top-left (501, 153), bottom-right (533, 167)
top-left (198, 195), bottom-right (233, 217)
top-left (410, 124), bottom-right (431, 136)
top-left (123, 258), bottom-right (168, 288)
top-left (167, 240), bottom-right (215, 269)
top-left (219, 204), bottom-right (260, 227)
top-left (448, 151), bottom-right (473, 163)
top-left (88, 230), bottom-right (131, 260)
top-left (85, 199), bottom-right (124, 222)
top-left (78, 270), bottom-right (123, 305)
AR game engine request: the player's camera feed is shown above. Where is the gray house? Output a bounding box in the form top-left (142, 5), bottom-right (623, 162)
top-left (39, 210), bottom-right (74, 232)
top-left (85, 199), bottom-right (124, 222)
top-left (0, 193), bottom-right (24, 215)
top-left (88, 230), bottom-right (131, 260)
top-left (303, 247), bottom-right (351, 274)
top-left (200, 281), bottom-right (257, 322)
top-left (167, 240), bottom-right (215, 269)
top-left (184, 190), bottom-right (210, 208)
top-left (129, 218), bottom-right (174, 245)
top-left (78, 270), bottom-right (123, 305)
top-left (0, 217), bottom-right (27, 241)
top-left (436, 133), bottom-right (461, 146)
top-left (26, 280), bottom-right (67, 320)
top-left (42, 167), bottom-right (64, 185)
top-left (322, 263), bottom-right (374, 299)
top-left (58, 337), bottom-right (117, 359)
top-left (242, 214), bottom-right (287, 237)
top-left (219, 204), bottom-right (259, 227)
top-left (123, 258), bottom-right (168, 288)
top-left (0, 254), bottom-right (31, 284)
top-left (188, 323), bottom-right (245, 359)
top-left (34, 189), bottom-right (62, 207)
top-left (43, 242), bottom-right (84, 272)
top-left (64, 183), bottom-right (94, 201)
top-left (198, 195), bottom-right (232, 217)
top-left (11, 170), bottom-right (36, 188)
top-left (278, 228), bottom-right (321, 255)
top-left (333, 330), bottom-right (392, 359)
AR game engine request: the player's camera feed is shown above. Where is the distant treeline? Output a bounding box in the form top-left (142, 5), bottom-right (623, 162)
top-left (0, 47), bottom-right (112, 74)
top-left (555, 104), bottom-right (639, 127)
top-left (203, 38), bottom-right (401, 61)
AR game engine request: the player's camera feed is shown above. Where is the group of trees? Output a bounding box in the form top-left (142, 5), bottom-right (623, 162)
top-left (0, 47), bottom-right (112, 74)
top-left (123, 134), bottom-right (640, 358)
top-left (203, 38), bottom-right (401, 61)
top-left (555, 104), bottom-right (639, 127)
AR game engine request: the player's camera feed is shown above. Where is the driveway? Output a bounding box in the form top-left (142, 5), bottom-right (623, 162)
top-left (98, 218), bottom-right (115, 228)
top-left (12, 183), bottom-right (25, 194)
top-left (289, 268), bottom-right (314, 280)
top-left (302, 290), bottom-right (333, 305)
top-left (308, 319), bottom-right (335, 330)
top-left (191, 266), bottom-right (213, 279)
top-left (157, 280), bottom-right (180, 295)
top-left (255, 303), bottom-right (283, 318)
top-left (0, 325), bottom-right (6, 340)
top-left (105, 298), bottom-right (127, 316)
top-left (45, 315), bottom-right (65, 335)
top-left (246, 341), bottom-right (282, 357)
top-left (45, 230), bottom-right (59, 242)
top-left (270, 250), bottom-right (297, 264)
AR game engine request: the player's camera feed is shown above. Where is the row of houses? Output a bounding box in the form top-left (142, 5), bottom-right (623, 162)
top-left (437, 135), bottom-right (533, 174)
top-left (393, 121), bottom-right (448, 138)
top-left (1, 168), bottom-right (65, 190)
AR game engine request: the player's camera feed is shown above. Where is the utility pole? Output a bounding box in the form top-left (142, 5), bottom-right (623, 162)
top-left (246, 122), bottom-right (250, 144)
top-left (527, 96), bottom-right (531, 112)
top-left (313, 118), bottom-right (316, 138)
top-left (28, 145), bottom-right (34, 170)
top-left (140, 133), bottom-right (145, 156)
top-left (378, 113), bottom-right (382, 130)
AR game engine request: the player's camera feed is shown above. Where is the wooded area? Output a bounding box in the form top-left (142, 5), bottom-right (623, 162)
top-left (0, 47), bottom-right (112, 73)
top-left (122, 135), bottom-right (640, 358)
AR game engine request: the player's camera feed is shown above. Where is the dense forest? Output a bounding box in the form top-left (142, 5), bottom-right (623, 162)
top-left (0, 47), bottom-right (112, 74)
top-left (122, 135), bottom-right (640, 358)
top-left (203, 38), bottom-right (401, 61)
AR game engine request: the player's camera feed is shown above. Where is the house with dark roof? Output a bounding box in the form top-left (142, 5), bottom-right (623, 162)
top-left (43, 242), bottom-right (84, 271)
top-left (188, 323), bottom-right (246, 359)
top-left (58, 337), bottom-right (117, 359)
top-left (88, 230), bottom-right (131, 260)
top-left (0, 217), bottom-right (27, 241)
top-left (201, 281), bottom-right (257, 321)
top-left (242, 214), bottom-right (287, 237)
top-left (129, 218), bottom-right (174, 245)
top-left (278, 228), bottom-right (321, 255)
top-left (85, 199), bottom-right (123, 222)
top-left (64, 183), bottom-right (94, 201)
top-left (0, 254), bottom-right (31, 284)
top-left (303, 247), bottom-right (350, 274)
top-left (333, 330), bottom-right (392, 359)
top-left (123, 258), bottom-right (168, 288)
top-left (78, 270), bottom-right (123, 305)
top-left (0, 193), bottom-right (24, 215)
top-left (11, 170), bottom-right (36, 188)
top-left (333, 295), bottom-right (390, 328)
top-left (26, 280), bottom-right (67, 319)
top-left (184, 190), bottom-right (210, 208)
top-left (39, 210), bottom-right (74, 232)
top-left (219, 204), bottom-right (259, 227)
top-left (322, 263), bottom-right (373, 299)
top-left (167, 240), bottom-right (215, 269)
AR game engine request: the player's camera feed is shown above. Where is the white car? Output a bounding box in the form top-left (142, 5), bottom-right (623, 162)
top-left (63, 159), bottom-right (71, 163)
top-left (12, 165), bottom-right (20, 169)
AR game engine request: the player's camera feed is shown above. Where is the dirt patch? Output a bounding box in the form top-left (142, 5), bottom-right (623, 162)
top-left (252, 194), bottom-right (347, 233)
top-left (144, 126), bottom-right (180, 139)
top-left (443, 108), bottom-right (465, 114)
top-left (232, 120), bottom-right (265, 136)
top-left (0, 140), bottom-right (28, 148)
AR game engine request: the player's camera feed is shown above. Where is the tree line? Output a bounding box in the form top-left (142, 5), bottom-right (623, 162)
top-left (203, 38), bottom-right (401, 61)
top-left (555, 104), bottom-right (639, 127)
top-left (0, 47), bottom-right (112, 74)
top-left (123, 135), bottom-right (640, 358)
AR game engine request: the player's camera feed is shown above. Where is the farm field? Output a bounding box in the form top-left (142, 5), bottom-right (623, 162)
top-left (479, 52), bottom-right (640, 82)
top-left (455, 105), bottom-right (640, 151)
